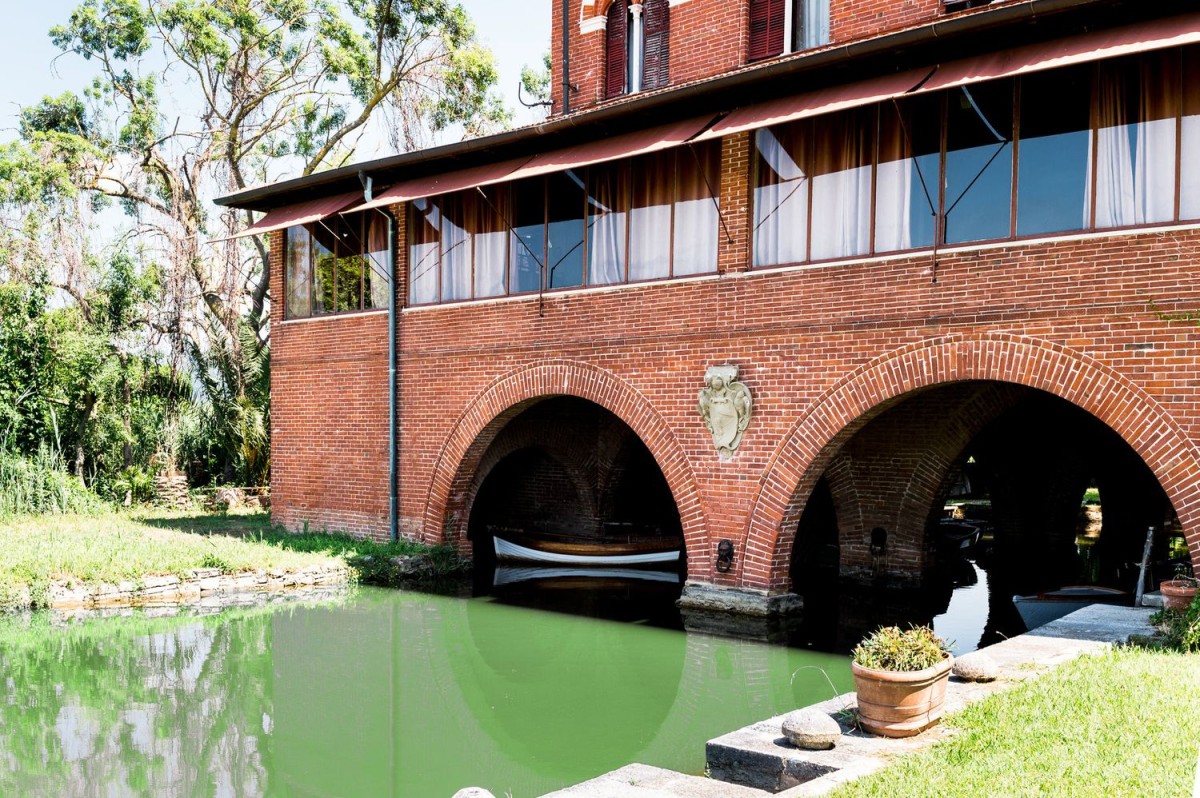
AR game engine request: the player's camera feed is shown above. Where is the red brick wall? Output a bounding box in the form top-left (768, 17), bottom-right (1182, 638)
top-left (268, 133), bottom-right (1200, 594)
top-left (267, 228), bottom-right (391, 538)
top-left (549, 0), bottom-right (1025, 114)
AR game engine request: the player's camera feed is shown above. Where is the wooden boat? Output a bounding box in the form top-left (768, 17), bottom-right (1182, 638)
top-left (937, 520), bottom-right (983, 552)
top-left (490, 527), bottom-right (682, 565)
top-left (1012, 585), bottom-right (1129, 631)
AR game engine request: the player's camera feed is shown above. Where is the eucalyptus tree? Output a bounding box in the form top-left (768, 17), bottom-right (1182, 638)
top-left (31, 0), bottom-right (508, 342)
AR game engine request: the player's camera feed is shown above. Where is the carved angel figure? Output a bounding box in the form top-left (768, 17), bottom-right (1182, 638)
top-left (698, 365), bottom-right (752, 458)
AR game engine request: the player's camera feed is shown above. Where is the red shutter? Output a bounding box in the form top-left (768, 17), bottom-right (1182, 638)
top-left (642, 0), bottom-right (670, 90)
top-left (606, 0), bottom-right (628, 99)
top-left (749, 0), bottom-right (785, 62)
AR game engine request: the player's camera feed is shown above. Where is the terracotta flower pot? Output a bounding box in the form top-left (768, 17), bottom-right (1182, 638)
top-left (1160, 580), bottom-right (1199, 611)
top-left (852, 655), bottom-right (954, 738)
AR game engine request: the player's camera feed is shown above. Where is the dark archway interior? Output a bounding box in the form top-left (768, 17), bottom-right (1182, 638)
top-left (790, 381), bottom-right (1182, 651)
top-left (467, 396), bottom-right (684, 559)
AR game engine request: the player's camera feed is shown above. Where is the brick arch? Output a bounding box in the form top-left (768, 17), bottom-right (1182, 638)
top-left (745, 333), bottom-right (1200, 592)
top-left (424, 359), bottom-right (708, 567)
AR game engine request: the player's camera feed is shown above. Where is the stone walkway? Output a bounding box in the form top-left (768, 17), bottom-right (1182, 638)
top-left (539, 605), bottom-right (1155, 798)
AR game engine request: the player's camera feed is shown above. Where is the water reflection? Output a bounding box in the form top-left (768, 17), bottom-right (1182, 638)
top-left (0, 588), bottom-right (851, 798)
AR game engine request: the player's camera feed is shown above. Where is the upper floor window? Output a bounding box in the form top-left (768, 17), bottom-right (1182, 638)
top-left (748, 0), bottom-right (830, 62)
top-left (752, 46), bottom-right (1200, 268)
top-left (408, 141), bottom-right (721, 305)
top-left (285, 211), bottom-right (390, 319)
top-left (606, 0), bottom-right (670, 99)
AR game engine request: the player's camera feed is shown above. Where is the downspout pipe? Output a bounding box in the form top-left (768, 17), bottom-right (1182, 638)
top-left (561, 0), bottom-right (570, 114)
top-left (360, 171), bottom-right (399, 543)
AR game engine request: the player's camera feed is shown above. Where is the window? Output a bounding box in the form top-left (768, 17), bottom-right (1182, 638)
top-left (284, 211), bottom-right (390, 319)
top-left (748, 0), bottom-right (830, 63)
top-left (407, 141), bottom-right (721, 304)
top-left (751, 49), bottom-right (1200, 269)
top-left (606, 0), bottom-right (670, 99)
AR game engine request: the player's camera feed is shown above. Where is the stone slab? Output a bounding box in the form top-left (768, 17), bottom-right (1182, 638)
top-left (707, 605), bottom-right (1155, 794)
top-left (539, 764), bottom-right (770, 798)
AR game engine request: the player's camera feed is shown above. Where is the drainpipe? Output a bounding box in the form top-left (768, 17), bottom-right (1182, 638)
top-left (360, 171), bottom-right (399, 543)
top-left (561, 0), bottom-right (571, 114)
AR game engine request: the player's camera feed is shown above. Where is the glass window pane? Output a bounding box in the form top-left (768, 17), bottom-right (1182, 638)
top-left (629, 151), bottom-right (673, 280)
top-left (587, 162), bottom-right (628, 285)
top-left (474, 186), bottom-right (508, 298)
top-left (334, 216), bottom-right (363, 312)
top-left (810, 107), bottom-right (873, 261)
top-left (796, 0), bottom-right (830, 50)
top-left (363, 212), bottom-right (390, 310)
top-left (876, 94), bottom-right (939, 252)
top-left (285, 225), bottom-right (312, 318)
top-left (754, 124), bottom-right (809, 267)
top-left (945, 80), bottom-right (1013, 244)
top-left (1184, 47), bottom-right (1200, 220)
top-left (439, 193), bottom-right (473, 302)
top-left (673, 141), bottom-right (719, 275)
top-left (547, 171), bottom-right (586, 289)
top-left (311, 222), bottom-right (337, 314)
top-left (408, 198), bottom-right (440, 305)
top-left (1017, 66), bottom-right (1091, 236)
top-left (1093, 52), bottom-right (1179, 228)
top-left (509, 178), bottom-right (545, 294)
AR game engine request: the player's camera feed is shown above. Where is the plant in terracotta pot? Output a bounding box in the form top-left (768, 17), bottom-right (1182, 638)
top-left (851, 625), bottom-right (953, 739)
top-left (1160, 563), bottom-right (1200, 612)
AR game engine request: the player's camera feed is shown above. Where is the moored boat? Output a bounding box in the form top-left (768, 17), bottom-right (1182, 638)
top-left (1012, 585), bottom-right (1129, 631)
top-left (490, 527), bottom-right (682, 565)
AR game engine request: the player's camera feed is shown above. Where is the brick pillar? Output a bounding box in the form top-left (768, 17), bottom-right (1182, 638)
top-left (717, 131), bottom-right (751, 274)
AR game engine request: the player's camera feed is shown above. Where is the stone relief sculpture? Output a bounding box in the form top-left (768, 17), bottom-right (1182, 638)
top-left (698, 365), bottom-right (753, 458)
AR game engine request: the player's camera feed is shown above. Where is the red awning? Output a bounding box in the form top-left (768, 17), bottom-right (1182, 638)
top-left (699, 11), bottom-right (1200, 140)
top-left (344, 157), bottom-right (532, 213)
top-left (226, 192), bottom-right (363, 240)
top-left (504, 116), bottom-right (714, 180)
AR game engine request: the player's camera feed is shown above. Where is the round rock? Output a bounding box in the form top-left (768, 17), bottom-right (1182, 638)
top-left (781, 708), bottom-right (841, 750)
top-left (451, 790), bottom-right (495, 798)
top-left (953, 652), bottom-right (999, 682)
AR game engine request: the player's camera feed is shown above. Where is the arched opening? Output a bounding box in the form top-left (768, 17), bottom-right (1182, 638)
top-left (465, 397), bottom-right (686, 621)
top-left (789, 381), bottom-right (1182, 651)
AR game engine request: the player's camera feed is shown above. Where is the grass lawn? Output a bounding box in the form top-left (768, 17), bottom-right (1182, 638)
top-left (0, 508), bottom-right (447, 609)
top-left (832, 647), bottom-right (1200, 797)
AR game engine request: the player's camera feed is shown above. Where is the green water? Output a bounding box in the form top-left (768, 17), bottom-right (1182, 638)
top-left (0, 587), bottom-right (851, 797)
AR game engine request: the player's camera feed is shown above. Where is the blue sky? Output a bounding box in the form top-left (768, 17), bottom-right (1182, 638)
top-left (0, 1), bottom-right (552, 145)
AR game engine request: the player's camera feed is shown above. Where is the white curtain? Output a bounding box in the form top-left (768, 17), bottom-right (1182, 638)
top-left (474, 188), bottom-right (507, 298)
top-left (440, 194), bottom-right (471, 301)
top-left (874, 159), bottom-right (913, 252)
top-left (800, 0), bottom-right (829, 49)
top-left (1183, 113), bottom-right (1200, 219)
top-left (673, 143), bottom-right (719, 275)
top-left (587, 168), bottom-right (626, 285)
top-left (810, 113), bottom-right (872, 261)
top-left (629, 153), bottom-right (672, 281)
top-left (408, 198), bottom-right (440, 304)
top-left (752, 127), bottom-right (808, 267)
top-left (365, 213), bottom-right (391, 309)
top-left (1091, 57), bottom-right (1177, 228)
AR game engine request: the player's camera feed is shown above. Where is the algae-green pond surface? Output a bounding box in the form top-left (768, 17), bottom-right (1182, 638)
top-left (0, 587), bottom-right (851, 797)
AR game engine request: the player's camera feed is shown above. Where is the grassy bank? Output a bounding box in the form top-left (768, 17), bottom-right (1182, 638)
top-left (0, 509), bottom-right (462, 610)
top-left (832, 647), bottom-right (1200, 797)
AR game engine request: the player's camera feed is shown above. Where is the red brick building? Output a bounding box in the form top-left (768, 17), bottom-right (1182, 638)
top-left (219, 0), bottom-right (1200, 616)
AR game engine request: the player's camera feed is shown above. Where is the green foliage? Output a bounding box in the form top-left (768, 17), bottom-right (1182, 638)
top-left (1149, 592), bottom-right (1200, 653)
top-left (0, 280), bottom-right (53, 453)
top-left (520, 51), bottom-right (553, 106)
top-left (852, 625), bottom-right (951, 672)
top-left (0, 446), bottom-right (106, 518)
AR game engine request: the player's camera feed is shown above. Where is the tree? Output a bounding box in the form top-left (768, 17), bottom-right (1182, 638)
top-left (2, 0), bottom-right (510, 489)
